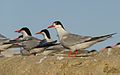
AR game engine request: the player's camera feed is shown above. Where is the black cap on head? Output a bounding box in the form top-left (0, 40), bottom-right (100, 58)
top-left (116, 42), bottom-right (120, 45)
top-left (41, 29), bottom-right (51, 39)
top-left (105, 46), bottom-right (112, 48)
top-left (53, 21), bottom-right (65, 29)
top-left (20, 27), bottom-right (32, 36)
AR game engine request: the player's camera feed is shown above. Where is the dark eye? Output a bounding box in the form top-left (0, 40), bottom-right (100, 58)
top-left (56, 22), bottom-right (59, 25)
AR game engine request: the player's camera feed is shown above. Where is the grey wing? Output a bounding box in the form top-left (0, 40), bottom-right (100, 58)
top-left (0, 33), bottom-right (10, 44)
top-left (61, 33), bottom-right (92, 46)
top-left (24, 36), bottom-right (41, 41)
top-left (20, 36), bottom-right (40, 50)
top-left (0, 33), bottom-right (8, 39)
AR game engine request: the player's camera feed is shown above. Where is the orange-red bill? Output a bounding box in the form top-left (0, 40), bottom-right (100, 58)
top-left (15, 29), bottom-right (21, 33)
top-left (48, 25), bottom-right (55, 28)
top-left (35, 32), bottom-right (42, 34)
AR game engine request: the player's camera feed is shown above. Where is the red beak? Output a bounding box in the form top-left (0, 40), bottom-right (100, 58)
top-left (48, 25), bottom-right (55, 28)
top-left (15, 29), bottom-right (21, 33)
top-left (35, 32), bottom-right (42, 34)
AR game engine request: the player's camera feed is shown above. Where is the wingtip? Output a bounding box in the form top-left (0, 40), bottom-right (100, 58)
top-left (110, 33), bottom-right (117, 36)
top-left (112, 33), bottom-right (117, 35)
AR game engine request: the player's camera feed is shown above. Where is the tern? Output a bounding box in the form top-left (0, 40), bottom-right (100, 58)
top-left (15, 27), bottom-right (58, 56)
top-left (0, 34), bottom-right (23, 52)
top-left (112, 42), bottom-right (120, 48)
top-left (48, 21), bottom-right (116, 57)
top-left (36, 29), bottom-right (63, 55)
top-left (15, 27), bottom-right (43, 55)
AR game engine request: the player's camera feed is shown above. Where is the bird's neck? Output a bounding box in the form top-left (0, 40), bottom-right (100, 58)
top-left (21, 31), bottom-right (30, 38)
top-left (55, 27), bottom-right (68, 40)
top-left (43, 33), bottom-right (52, 42)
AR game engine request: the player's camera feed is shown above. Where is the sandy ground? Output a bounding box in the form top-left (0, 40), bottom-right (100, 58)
top-left (0, 47), bottom-right (120, 75)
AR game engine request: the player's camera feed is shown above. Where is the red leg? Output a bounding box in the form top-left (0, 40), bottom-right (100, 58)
top-left (68, 50), bottom-right (72, 57)
top-left (73, 50), bottom-right (79, 57)
top-left (64, 51), bottom-right (66, 54)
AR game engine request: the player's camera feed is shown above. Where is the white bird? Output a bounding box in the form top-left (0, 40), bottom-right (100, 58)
top-left (15, 27), bottom-right (43, 55)
top-left (36, 29), bottom-right (53, 42)
top-left (113, 42), bottom-right (120, 48)
top-left (48, 21), bottom-right (116, 57)
top-left (15, 27), bottom-right (59, 56)
top-left (105, 46), bottom-right (112, 56)
top-left (100, 46), bottom-right (113, 56)
top-left (35, 29), bottom-right (64, 55)
top-left (0, 34), bottom-right (23, 52)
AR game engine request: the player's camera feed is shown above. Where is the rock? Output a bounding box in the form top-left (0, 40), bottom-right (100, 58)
top-left (0, 48), bottom-right (120, 75)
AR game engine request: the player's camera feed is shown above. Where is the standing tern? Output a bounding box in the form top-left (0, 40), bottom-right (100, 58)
top-left (15, 27), bottom-right (59, 56)
top-left (35, 29), bottom-right (63, 55)
top-left (36, 29), bottom-right (52, 42)
top-left (35, 29), bottom-right (58, 46)
top-left (15, 27), bottom-right (43, 55)
top-left (48, 21), bottom-right (116, 57)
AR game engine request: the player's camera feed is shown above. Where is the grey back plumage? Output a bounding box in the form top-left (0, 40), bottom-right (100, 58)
top-left (60, 33), bottom-right (116, 49)
top-left (0, 34), bottom-right (9, 45)
top-left (20, 36), bottom-right (41, 50)
top-left (61, 33), bottom-right (91, 47)
top-left (0, 33), bottom-right (8, 39)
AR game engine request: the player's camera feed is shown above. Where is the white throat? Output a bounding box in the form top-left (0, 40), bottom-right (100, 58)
top-left (21, 31), bottom-right (29, 38)
top-left (42, 33), bottom-right (52, 42)
top-left (55, 27), bottom-right (68, 40)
